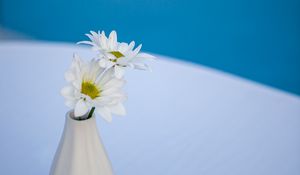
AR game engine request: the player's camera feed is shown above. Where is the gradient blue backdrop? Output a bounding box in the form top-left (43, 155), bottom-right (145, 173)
top-left (0, 0), bottom-right (299, 95)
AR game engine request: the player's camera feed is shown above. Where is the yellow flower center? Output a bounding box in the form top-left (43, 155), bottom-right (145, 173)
top-left (109, 51), bottom-right (124, 62)
top-left (81, 81), bottom-right (100, 99)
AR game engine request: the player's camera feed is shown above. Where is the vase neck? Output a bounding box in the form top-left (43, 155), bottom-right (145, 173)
top-left (65, 110), bottom-right (98, 134)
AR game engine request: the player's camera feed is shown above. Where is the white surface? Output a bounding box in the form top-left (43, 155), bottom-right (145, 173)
top-left (0, 41), bottom-right (300, 175)
top-left (50, 111), bottom-right (113, 175)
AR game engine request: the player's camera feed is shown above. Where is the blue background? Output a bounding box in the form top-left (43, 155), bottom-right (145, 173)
top-left (0, 0), bottom-right (299, 95)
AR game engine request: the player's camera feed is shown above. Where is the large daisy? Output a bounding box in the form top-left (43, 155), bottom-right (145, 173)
top-left (61, 54), bottom-right (126, 122)
top-left (78, 30), bottom-right (155, 78)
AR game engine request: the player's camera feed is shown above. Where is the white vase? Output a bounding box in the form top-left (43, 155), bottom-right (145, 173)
top-left (49, 111), bottom-right (114, 175)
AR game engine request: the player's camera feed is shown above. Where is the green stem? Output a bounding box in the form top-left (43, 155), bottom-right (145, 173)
top-left (87, 107), bottom-right (95, 119)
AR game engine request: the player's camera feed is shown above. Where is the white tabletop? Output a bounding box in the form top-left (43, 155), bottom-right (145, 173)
top-left (0, 41), bottom-right (300, 175)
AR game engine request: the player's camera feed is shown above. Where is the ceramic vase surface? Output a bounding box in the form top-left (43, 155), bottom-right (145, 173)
top-left (49, 111), bottom-right (114, 175)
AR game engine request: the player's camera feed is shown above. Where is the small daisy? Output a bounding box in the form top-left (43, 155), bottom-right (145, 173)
top-left (78, 30), bottom-right (156, 78)
top-left (61, 54), bottom-right (126, 122)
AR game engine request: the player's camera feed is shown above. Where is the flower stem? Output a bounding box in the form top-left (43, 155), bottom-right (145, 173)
top-left (87, 107), bottom-right (95, 119)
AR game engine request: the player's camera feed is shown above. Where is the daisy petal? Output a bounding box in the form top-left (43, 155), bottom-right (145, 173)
top-left (61, 86), bottom-right (74, 97)
top-left (102, 78), bottom-right (125, 89)
top-left (110, 103), bottom-right (126, 116)
top-left (100, 31), bottom-right (108, 49)
top-left (64, 70), bottom-right (75, 82)
top-left (74, 99), bottom-right (89, 117)
top-left (85, 33), bottom-right (94, 42)
top-left (97, 68), bottom-right (114, 85)
top-left (133, 44), bottom-right (142, 56)
top-left (72, 79), bottom-right (81, 90)
top-left (101, 87), bottom-right (121, 96)
top-left (77, 41), bottom-right (94, 46)
top-left (65, 100), bottom-right (76, 108)
top-left (108, 30), bottom-right (117, 49)
top-left (133, 63), bottom-right (150, 71)
top-left (73, 53), bottom-right (81, 61)
top-left (128, 41), bottom-right (135, 51)
top-left (99, 59), bottom-right (107, 67)
top-left (90, 31), bottom-right (98, 37)
top-left (118, 42), bottom-right (129, 53)
top-left (96, 107), bottom-right (112, 122)
top-left (114, 66), bottom-right (125, 79)
top-left (136, 53), bottom-right (156, 61)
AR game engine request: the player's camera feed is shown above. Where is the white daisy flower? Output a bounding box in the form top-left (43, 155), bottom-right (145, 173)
top-left (78, 30), bottom-right (156, 78)
top-left (61, 54), bottom-right (126, 122)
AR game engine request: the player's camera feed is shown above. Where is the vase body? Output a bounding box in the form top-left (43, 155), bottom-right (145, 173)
top-left (49, 111), bottom-right (114, 175)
